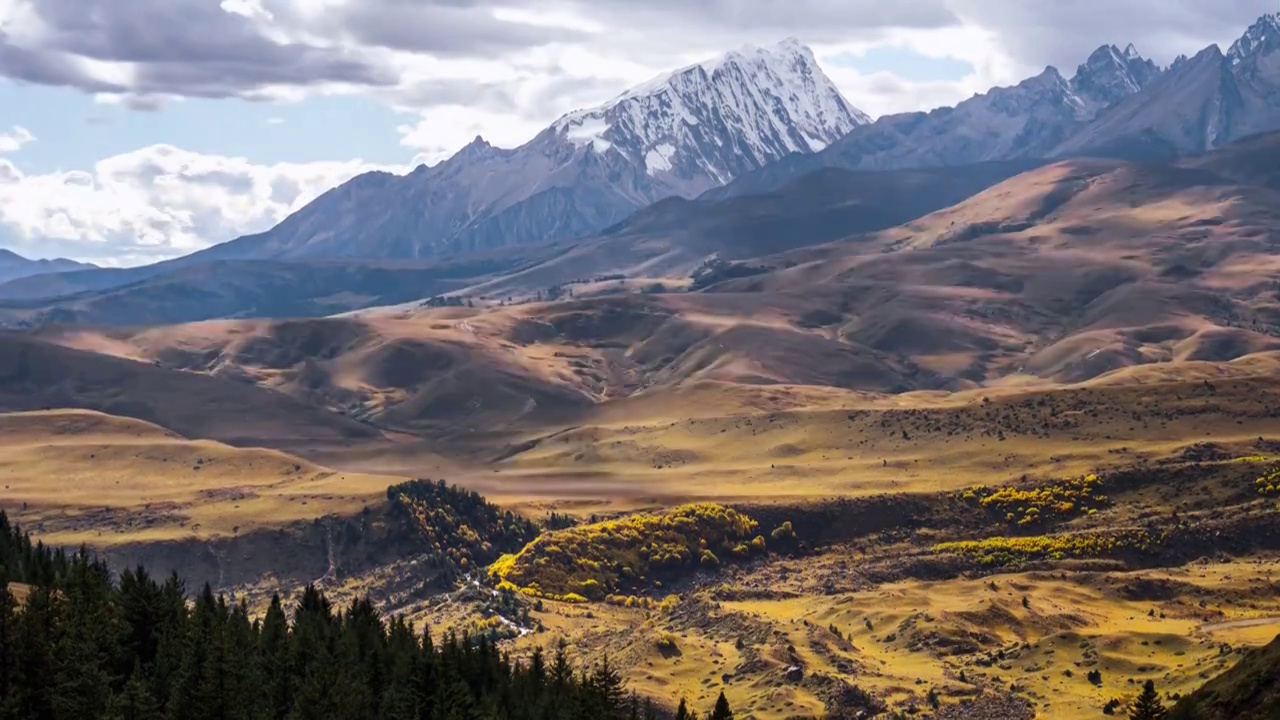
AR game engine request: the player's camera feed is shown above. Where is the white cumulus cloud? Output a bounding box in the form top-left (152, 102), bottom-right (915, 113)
top-left (0, 126), bottom-right (35, 153)
top-left (0, 145), bottom-right (406, 266)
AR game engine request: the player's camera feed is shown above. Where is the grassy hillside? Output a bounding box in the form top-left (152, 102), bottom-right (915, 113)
top-left (0, 332), bottom-right (375, 445)
top-left (1172, 633), bottom-right (1280, 720)
top-left (0, 409), bottom-right (398, 546)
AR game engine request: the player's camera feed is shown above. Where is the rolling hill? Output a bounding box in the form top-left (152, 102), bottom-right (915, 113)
top-left (0, 408), bottom-right (398, 546)
top-left (706, 135), bottom-right (1280, 384)
top-left (19, 134), bottom-right (1280, 436)
top-left (0, 332), bottom-right (377, 446)
top-left (5, 133), bottom-right (1280, 516)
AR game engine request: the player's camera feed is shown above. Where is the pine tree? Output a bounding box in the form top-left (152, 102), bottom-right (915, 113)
top-left (592, 655), bottom-right (626, 715)
top-left (550, 639), bottom-right (572, 690)
top-left (0, 523), bottom-right (647, 720)
top-left (709, 692), bottom-right (734, 720)
top-left (51, 551), bottom-right (122, 720)
top-left (0, 572), bottom-right (15, 711)
top-left (674, 698), bottom-right (693, 720)
top-left (259, 594), bottom-right (291, 720)
top-left (1129, 680), bottom-right (1168, 720)
top-left (119, 566), bottom-right (166, 670)
top-left (105, 662), bottom-right (163, 720)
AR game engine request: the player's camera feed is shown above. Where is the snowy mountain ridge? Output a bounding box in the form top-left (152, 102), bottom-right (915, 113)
top-left (1229, 13), bottom-right (1280, 65)
top-left (198, 14), bottom-right (1280, 264)
top-left (196, 38), bottom-right (866, 261)
top-left (553, 38), bottom-right (868, 182)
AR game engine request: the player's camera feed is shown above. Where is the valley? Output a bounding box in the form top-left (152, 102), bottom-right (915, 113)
top-left (5, 296), bottom-right (1280, 718)
top-left (5, 11), bottom-right (1280, 720)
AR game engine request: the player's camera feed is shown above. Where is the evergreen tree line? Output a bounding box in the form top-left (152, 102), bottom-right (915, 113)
top-left (0, 510), bottom-right (737, 720)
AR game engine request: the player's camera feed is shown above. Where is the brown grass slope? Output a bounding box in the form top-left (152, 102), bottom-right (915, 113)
top-left (34, 289), bottom-right (959, 440)
top-left (0, 408), bottom-right (397, 546)
top-left (415, 161), bottom-right (1041, 301)
top-left (14, 135), bottom-right (1280, 467)
top-left (33, 312), bottom-right (599, 436)
top-left (710, 135), bottom-right (1280, 385)
top-left (1171, 632), bottom-right (1280, 720)
top-left (0, 332), bottom-right (375, 445)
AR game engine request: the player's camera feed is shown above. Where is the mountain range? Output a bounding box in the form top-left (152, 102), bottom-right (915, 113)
top-left (715, 14), bottom-right (1280, 197)
top-left (210, 12), bottom-right (1280, 263)
top-left (0, 249), bottom-right (94, 285)
top-left (193, 38), bottom-right (868, 263)
top-left (2, 13), bottom-right (1280, 322)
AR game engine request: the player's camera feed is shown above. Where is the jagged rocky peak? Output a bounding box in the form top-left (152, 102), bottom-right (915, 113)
top-left (553, 38), bottom-right (869, 179)
top-left (1229, 13), bottom-right (1280, 65)
top-left (987, 66), bottom-right (1078, 113)
top-left (1071, 43), bottom-right (1162, 107)
top-left (458, 134), bottom-right (497, 158)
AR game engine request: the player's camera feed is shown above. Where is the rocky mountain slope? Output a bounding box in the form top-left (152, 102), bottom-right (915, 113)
top-left (196, 39), bottom-right (867, 263)
top-left (1058, 14), bottom-right (1280, 157)
top-left (709, 41), bottom-right (1164, 199)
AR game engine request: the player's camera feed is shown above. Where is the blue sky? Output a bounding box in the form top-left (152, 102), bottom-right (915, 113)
top-left (828, 47), bottom-right (973, 84)
top-left (0, 0), bottom-right (1272, 267)
top-left (1, 84), bottom-right (412, 175)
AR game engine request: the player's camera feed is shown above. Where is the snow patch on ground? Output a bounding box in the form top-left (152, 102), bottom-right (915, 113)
top-left (645, 143), bottom-right (676, 174)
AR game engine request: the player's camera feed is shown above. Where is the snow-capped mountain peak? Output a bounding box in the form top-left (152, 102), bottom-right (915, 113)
top-left (553, 39), bottom-right (869, 184)
top-left (1229, 14), bottom-right (1280, 65)
top-left (211, 36), bottom-right (870, 263)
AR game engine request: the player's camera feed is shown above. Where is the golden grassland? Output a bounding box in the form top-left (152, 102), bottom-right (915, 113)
top-left (5, 396), bottom-right (1280, 720)
top-left (478, 374), bottom-right (1280, 512)
top-left (393, 448), bottom-right (1280, 719)
top-left (450, 558), bottom-right (1280, 720)
top-left (8, 328), bottom-right (1280, 719)
top-left (0, 409), bottom-right (402, 545)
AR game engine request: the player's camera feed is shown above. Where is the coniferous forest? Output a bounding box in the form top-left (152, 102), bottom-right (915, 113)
top-left (0, 510), bottom-right (730, 720)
